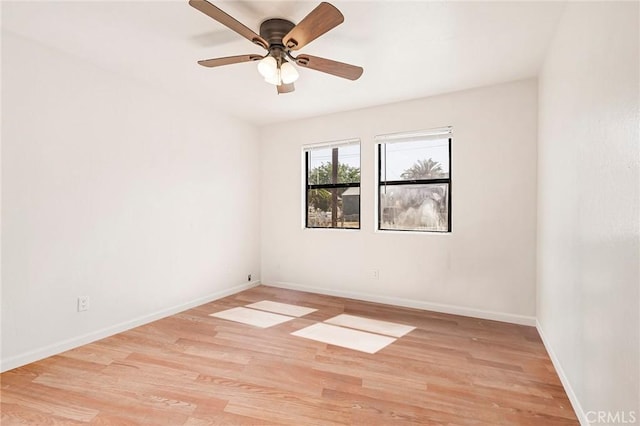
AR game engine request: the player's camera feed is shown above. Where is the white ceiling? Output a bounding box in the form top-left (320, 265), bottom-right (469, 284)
top-left (2, 0), bottom-right (566, 126)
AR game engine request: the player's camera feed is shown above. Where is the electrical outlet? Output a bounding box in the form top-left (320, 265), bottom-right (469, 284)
top-left (77, 296), bottom-right (89, 312)
top-left (248, 274), bottom-right (252, 282)
top-left (371, 269), bottom-right (379, 280)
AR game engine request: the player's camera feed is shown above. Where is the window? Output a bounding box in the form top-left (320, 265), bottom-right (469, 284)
top-left (377, 128), bottom-right (452, 232)
top-left (305, 139), bottom-right (360, 229)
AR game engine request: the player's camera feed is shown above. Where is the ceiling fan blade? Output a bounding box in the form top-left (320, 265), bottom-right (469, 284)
top-left (197, 54), bottom-right (262, 68)
top-left (283, 2), bottom-right (344, 51)
top-left (295, 54), bottom-right (363, 80)
top-left (189, 0), bottom-right (268, 50)
top-left (277, 82), bottom-right (295, 94)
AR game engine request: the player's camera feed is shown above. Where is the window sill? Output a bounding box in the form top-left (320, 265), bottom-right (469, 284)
top-left (303, 227), bottom-right (361, 232)
top-left (374, 229), bottom-right (451, 235)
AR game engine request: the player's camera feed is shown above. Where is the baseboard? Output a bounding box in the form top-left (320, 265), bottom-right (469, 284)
top-left (266, 281), bottom-right (536, 326)
top-left (536, 320), bottom-right (589, 426)
top-left (0, 280), bottom-right (260, 373)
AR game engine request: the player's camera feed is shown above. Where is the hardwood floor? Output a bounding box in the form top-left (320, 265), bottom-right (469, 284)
top-left (1, 285), bottom-right (578, 425)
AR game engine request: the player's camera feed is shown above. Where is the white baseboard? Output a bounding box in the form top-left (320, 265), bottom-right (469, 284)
top-left (0, 280), bottom-right (260, 373)
top-left (536, 320), bottom-right (589, 426)
top-left (266, 281), bottom-right (536, 326)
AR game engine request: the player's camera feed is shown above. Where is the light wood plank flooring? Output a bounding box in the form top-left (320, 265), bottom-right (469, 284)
top-left (1, 285), bottom-right (578, 425)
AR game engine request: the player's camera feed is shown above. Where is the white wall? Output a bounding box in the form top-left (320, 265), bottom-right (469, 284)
top-left (537, 1), bottom-right (639, 423)
top-left (1, 33), bottom-right (261, 371)
top-left (260, 79), bottom-right (538, 324)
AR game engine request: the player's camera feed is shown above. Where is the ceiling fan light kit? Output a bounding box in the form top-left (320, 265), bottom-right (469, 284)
top-left (188, 0), bottom-right (363, 94)
top-left (258, 56), bottom-right (299, 85)
top-left (279, 62), bottom-right (299, 84)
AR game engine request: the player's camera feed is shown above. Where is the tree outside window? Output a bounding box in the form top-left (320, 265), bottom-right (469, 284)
top-left (305, 141), bottom-right (360, 229)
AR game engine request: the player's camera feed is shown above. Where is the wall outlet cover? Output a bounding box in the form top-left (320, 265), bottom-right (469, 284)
top-left (77, 296), bottom-right (89, 312)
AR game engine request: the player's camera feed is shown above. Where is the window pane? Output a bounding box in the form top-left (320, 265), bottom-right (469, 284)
top-left (381, 138), bottom-right (449, 181)
top-left (307, 187), bottom-right (359, 229)
top-left (379, 184), bottom-right (449, 232)
top-left (307, 144), bottom-right (360, 185)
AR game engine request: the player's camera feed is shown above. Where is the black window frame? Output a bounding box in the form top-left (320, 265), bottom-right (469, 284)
top-left (377, 133), bottom-right (452, 233)
top-left (304, 141), bottom-right (361, 230)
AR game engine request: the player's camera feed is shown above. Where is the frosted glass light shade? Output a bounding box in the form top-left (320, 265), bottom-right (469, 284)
top-left (264, 69), bottom-right (281, 86)
top-left (280, 62), bottom-right (299, 84)
top-left (257, 56), bottom-right (277, 78)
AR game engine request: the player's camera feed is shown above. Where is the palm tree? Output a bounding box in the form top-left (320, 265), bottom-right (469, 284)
top-left (400, 158), bottom-right (444, 180)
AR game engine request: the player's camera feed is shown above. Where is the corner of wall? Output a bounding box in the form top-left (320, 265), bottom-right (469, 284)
top-left (536, 320), bottom-right (589, 425)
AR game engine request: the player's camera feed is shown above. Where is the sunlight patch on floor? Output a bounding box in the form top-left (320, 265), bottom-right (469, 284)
top-left (209, 307), bottom-right (294, 328)
top-left (324, 314), bottom-right (415, 337)
top-left (245, 300), bottom-right (317, 317)
top-left (292, 323), bottom-right (397, 354)
top-left (210, 302), bottom-right (415, 354)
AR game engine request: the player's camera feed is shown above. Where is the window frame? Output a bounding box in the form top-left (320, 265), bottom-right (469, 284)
top-left (376, 129), bottom-right (452, 233)
top-left (304, 139), bottom-right (361, 230)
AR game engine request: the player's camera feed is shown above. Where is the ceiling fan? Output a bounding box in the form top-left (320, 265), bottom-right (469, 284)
top-left (188, 0), bottom-right (364, 94)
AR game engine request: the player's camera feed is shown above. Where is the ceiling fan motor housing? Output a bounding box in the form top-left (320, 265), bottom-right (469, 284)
top-left (260, 18), bottom-right (296, 50)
